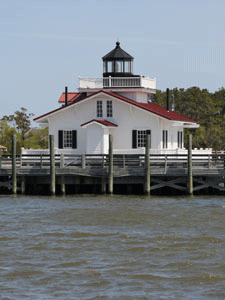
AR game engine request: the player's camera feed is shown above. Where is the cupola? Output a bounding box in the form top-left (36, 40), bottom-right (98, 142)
top-left (102, 42), bottom-right (134, 77)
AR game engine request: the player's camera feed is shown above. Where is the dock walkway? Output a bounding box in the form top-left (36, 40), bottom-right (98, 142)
top-left (1, 152), bottom-right (225, 195)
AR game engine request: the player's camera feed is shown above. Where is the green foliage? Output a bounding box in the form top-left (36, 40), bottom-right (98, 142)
top-left (24, 127), bottom-right (49, 149)
top-left (152, 87), bottom-right (225, 151)
top-left (0, 120), bottom-right (17, 154)
top-left (2, 107), bottom-right (34, 147)
top-left (1, 108), bottom-right (48, 154)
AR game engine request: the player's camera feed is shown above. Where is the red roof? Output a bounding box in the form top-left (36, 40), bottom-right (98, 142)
top-left (34, 89), bottom-right (196, 123)
top-left (103, 90), bottom-right (196, 123)
top-left (58, 92), bottom-right (83, 103)
top-left (81, 119), bottom-right (118, 127)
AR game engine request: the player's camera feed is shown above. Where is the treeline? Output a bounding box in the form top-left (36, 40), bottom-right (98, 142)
top-left (0, 107), bottom-right (48, 154)
top-left (150, 87), bottom-right (225, 151)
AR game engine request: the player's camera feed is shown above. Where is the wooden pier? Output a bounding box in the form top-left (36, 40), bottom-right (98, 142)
top-left (1, 143), bottom-right (225, 196)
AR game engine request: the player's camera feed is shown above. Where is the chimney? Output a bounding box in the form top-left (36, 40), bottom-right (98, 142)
top-left (166, 88), bottom-right (169, 111)
top-left (65, 86), bottom-right (68, 106)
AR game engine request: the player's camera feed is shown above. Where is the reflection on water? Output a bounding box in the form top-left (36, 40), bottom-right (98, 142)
top-left (0, 195), bottom-right (225, 299)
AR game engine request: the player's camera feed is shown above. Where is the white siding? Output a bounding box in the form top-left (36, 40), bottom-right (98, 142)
top-left (86, 124), bottom-right (102, 154)
top-left (46, 93), bottom-right (184, 154)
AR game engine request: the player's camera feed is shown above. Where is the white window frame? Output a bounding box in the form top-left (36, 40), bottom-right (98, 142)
top-left (63, 130), bottom-right (73, 149)
top-left (107, 100), bottom-right (113, 117)
top-left (97, 100), bottom-right (103, 118)
top-left (137, 130), bottom-right (147, 148)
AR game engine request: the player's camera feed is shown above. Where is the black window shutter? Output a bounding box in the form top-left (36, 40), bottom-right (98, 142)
top-left (166, 130), bottom-right (168, 149)
top-left (58, 130), bottom-right (63, 149)
top-left (146, 130), bottom-right (151, 148)
top-left (132, 130), bottom-right (137, 148)
top-left (72, 130), bottom-right (77, 149)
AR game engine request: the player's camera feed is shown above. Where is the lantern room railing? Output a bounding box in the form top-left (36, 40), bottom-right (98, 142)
top-left (78, 76), bottom-right (156, 90)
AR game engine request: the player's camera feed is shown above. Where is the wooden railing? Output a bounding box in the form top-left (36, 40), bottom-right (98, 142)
top-left (0, 153), bottom-right (225, 170)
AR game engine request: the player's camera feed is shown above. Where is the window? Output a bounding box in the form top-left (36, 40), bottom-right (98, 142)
top-left (107, 61), bottom-right (112, 73)
top-left (58, 130), bottom-right (77, 149)
top-left (124, 61), bottom-right (132, 73)
top-left (97, 100), bottom-right (103, 118)
top-left (107, 101), bottom-right (113, 117)
top-left (132, 130), bottom-right (151, 148)
top-left (178, 131), bottom-right (183, 148)
top-left (103, 61), bottom-right (107, 73)
top-left (64, 131), bottom-right (72, 148)
top-left (163, 130), bottom-right (168, 149)
top-left (115, 60), bottom-right (123, 72)
top-left (138, 130), bottom-right (147, 147)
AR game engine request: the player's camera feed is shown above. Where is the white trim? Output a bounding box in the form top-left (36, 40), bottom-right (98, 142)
top-left (81, 121), bottom-right (117, 129)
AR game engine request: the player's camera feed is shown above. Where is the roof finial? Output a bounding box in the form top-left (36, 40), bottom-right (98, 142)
top-left (116, 41), bottom-right (120, 47)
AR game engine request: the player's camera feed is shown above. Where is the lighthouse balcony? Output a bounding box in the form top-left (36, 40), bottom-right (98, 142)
top-left (78, 76), bottom-right (156, 91)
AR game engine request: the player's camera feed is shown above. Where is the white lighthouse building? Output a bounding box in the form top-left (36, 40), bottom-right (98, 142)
top-left (34, 42), bottom-right (202, 155)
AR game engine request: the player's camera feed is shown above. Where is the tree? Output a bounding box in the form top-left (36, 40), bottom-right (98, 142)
top-left (0, 120), bottom-right (17, 154)
top-left (14, 107), bottom-right (34, 147)
top-left (151, 87), bottom-right (224, 150)
top-left (2, 107), bottom-right (34, 147)
top-left (24, 127), bottom-right (48, 149)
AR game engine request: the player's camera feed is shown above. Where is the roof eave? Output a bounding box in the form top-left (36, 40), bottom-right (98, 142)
top-left (172, 121), bottom-right (199, 128)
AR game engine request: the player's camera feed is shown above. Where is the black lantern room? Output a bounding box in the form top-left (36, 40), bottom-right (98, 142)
top-left (102, 42), bottom-right (134, 77)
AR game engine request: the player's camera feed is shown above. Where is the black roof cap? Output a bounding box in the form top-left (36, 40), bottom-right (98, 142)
top-left (102, 42), bottom-right (134, 60)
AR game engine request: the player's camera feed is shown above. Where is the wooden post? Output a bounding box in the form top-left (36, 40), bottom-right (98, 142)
top-left (144, 133), bottom-right (151, 195)
top-left (21, 175), bottom-right (26, 195)
top-left (82, 154), bottom-right (86, 169)
top-left (101, 178), bottom-right (106, 194)
top-left (122, 154), bottom-right (126, 168)
top-left (61, 175), bottom-right (65, 196)
top-left (12, 133), bottom-right (17, 194)
top-left (49, 135), bottom-right (56, 195)
top-left (40, 154), bottom-right (43, 169)
top-left (102, 155), bottom-right (105, 168)
top-left (108, 134), bottom-right (113, 194)
top-left (60, 153), bottom-right (64, 168)
top-left (187, 134), bottom-right (193, 195)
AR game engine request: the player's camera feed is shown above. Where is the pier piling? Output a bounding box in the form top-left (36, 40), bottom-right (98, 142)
top-left (12, 134), bottom-right (17, 194)
top-left (144, 133), bottom-right (151, 195)
top-left (49, 135), bottom-right (56, 195)
top-left (187, 134), bottom-right (193, 195)
top-left (108, 134), bottom-right (113, 194)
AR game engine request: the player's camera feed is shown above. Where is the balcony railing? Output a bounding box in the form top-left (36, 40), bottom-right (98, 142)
top-left (78, 76), bottom-right (156, 90)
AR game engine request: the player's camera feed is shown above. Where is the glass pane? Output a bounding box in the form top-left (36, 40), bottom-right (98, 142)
top-left (97, 100), bottom-right (103, 117)
top-left (138, 130), bottom-right (146, 147)
top-left (107, 101), bottom-right (113, 117)
top-left (64, 131), bottom-right (72, 148)
top-left (124, 61), bottom-right (130, 72)
top-left (107, 61), bottom-right (112, 73)
top-left (103, 61), bottom-right (107, 73)
top-left (115, 61), bottom-right (123, 72)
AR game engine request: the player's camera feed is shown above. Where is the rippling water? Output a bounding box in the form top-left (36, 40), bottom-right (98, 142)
top-left (0, 194), bottom-right (225, 299)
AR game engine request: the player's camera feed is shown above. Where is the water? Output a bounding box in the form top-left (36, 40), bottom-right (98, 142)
top-left (0, 195), bottom-right (225, 300)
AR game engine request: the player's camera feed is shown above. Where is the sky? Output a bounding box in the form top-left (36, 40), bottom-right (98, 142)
top-left (0, 0), bottom-right (225, 122)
